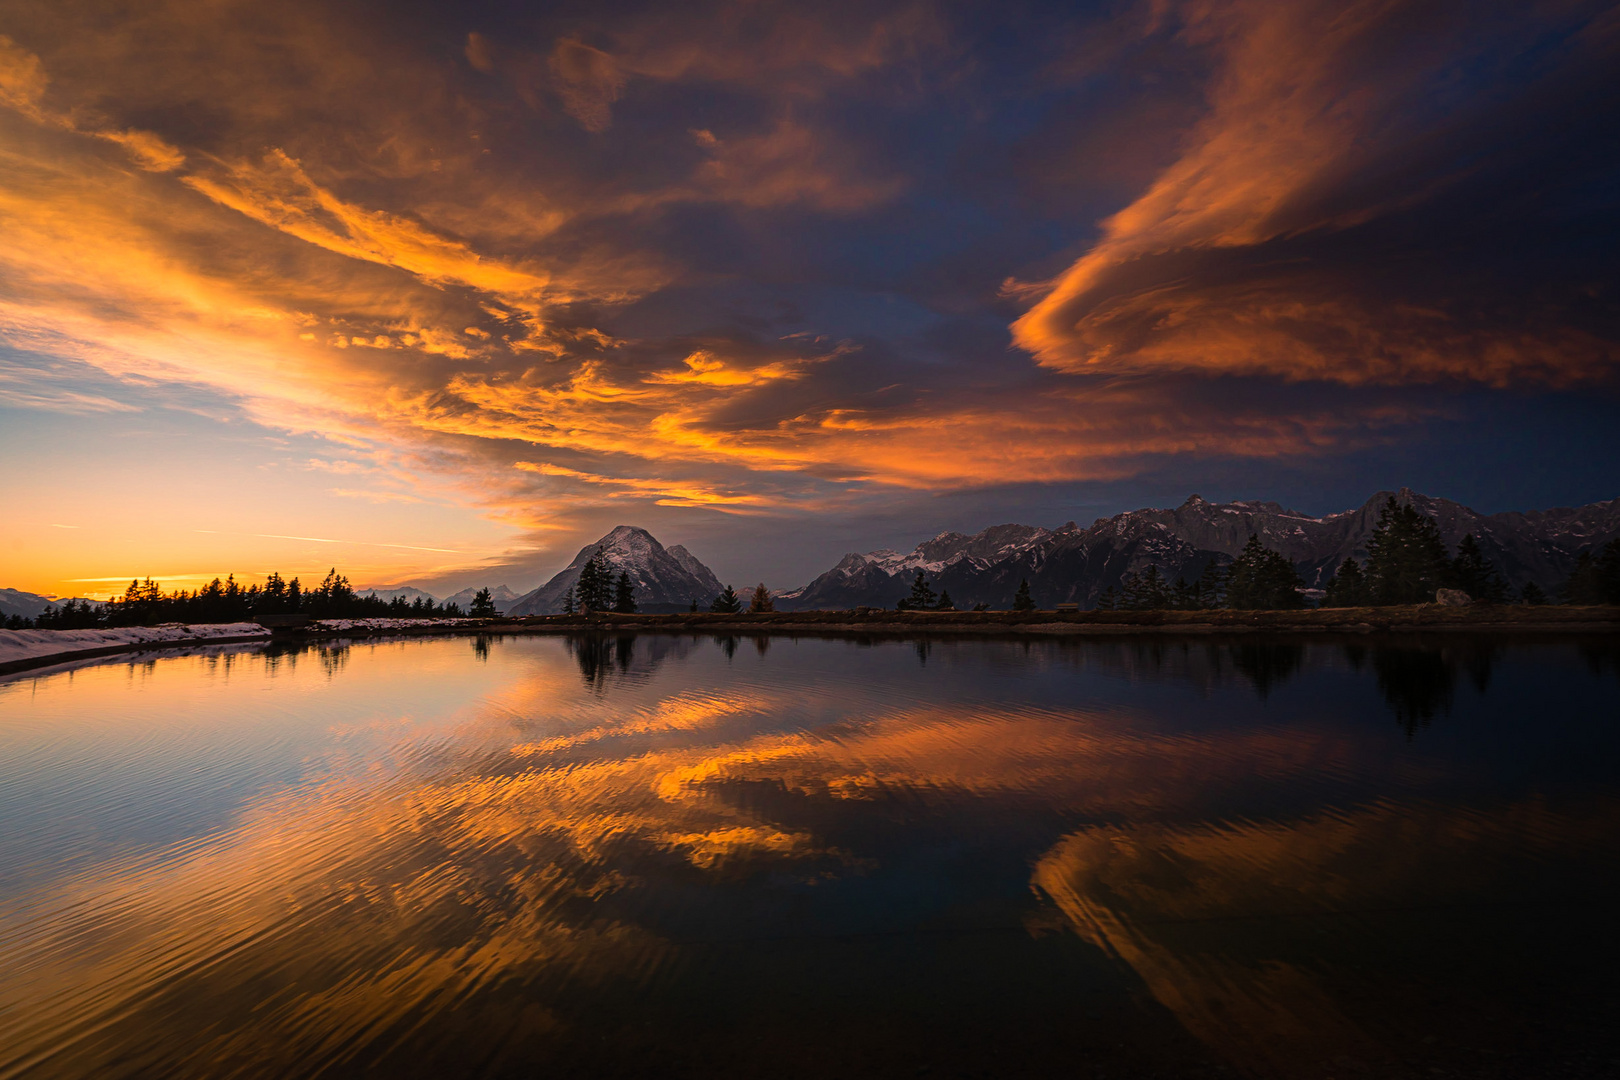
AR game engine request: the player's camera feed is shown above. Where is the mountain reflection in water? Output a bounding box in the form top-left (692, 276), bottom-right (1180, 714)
top-left (0, 633), bottom-right (1616, 1079)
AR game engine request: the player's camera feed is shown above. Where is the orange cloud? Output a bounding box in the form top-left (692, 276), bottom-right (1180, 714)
top-left (1011, 0), bottom-right (1620, 387)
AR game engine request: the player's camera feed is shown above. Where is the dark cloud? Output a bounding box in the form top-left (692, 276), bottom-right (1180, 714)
top-left (0, 0), bottom-right (1615, 593)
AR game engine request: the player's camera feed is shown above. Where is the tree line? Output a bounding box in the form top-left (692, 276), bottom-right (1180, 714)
top-left (8, 569), bottom-right (475, 630)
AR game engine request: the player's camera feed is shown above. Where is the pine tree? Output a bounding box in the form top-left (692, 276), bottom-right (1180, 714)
top-left (1012, 578), bottom-right (1036, 612)
top-left (576, 550), bottom-right (612, 612)
top-left (1322, 557), bottom-right (1368, 607)
top-left (1139, 565), bottom-right (1172, 609)
top-left (710, 585), bottom-right (742, 613)
top-left (1519, 581), bottom-right (1548, 605)
top-left (1364, 497), bottom-right (1450, 605)
top-left (935, 589), bottom-right (954, 611)
top-left (748, 583), bottom-right (774, 613)
top-left (562, 585), bottom-right (576, 615)
top-left (613, 571), bottom-right (638, 613)
top-left (901, 570), bottom-right (937, 611)
top-left (1450, 534), bottom-right (1508, 604)
top-left (1095, 584), bottom-right (1117, 611)
top-left (1224, 535), bottom-right (1306, 609)
top-left (470, 587), bottom-right (497, 617)
top-left (689, 598), bottom-right (698, 613)
top-left (1561, 539), bottom-right (1620, 605)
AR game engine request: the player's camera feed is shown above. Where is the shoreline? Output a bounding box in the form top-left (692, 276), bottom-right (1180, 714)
top-left (3, 605), bottom-right (1617, 678)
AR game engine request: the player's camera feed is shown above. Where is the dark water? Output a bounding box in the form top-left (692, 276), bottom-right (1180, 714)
top-left (1, 633), bottom-right (1617, 1079)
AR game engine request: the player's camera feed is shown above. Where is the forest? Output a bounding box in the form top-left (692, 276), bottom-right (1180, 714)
top-left (9, 569), bottom-right (476, 630)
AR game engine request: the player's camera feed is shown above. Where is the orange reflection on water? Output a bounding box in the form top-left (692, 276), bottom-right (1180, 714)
top-left (2, 635), bottom-right (1617, 1078)
top-left (1033, 797), bottom-right (1620, 1074)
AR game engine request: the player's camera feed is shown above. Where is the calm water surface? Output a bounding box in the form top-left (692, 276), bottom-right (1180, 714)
top-left (1, 633), bottom-right (1617, 1078)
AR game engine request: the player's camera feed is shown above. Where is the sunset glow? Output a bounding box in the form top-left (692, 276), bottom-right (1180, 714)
top-left (2, 0), bottom-right (1615, 597)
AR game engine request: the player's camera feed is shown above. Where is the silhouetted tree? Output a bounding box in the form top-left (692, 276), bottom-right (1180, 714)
top-left (1519, 581), bottom-right (1548, 605)
top-left (1094, 584), bottom-right (1117, 611)
top-left (1225, 536), bottom-right (1306, 609)
top-left (575, 550), bottom-right (612, 612)
top-left (710, 585), bottom-right (742, 613)
top-left (1450, 534), bottom-right (1508, 604)
top-left (1322, 556), bottom-right (1369, 607)
top-left (900, 570), bottom-right (937, 611)
top-left (1121, 565), bottom-right (1174, 610)
top-left (470, 587), bottom-right (497, 617)
top-left (613, 571), bottom-right (638, 613)
top-left (748, 583), bottom-right (774, 613)
top-left (1364, 497), bottom-right (1450, 605)
top-left (1561, 539), bottom-right (1620, 605)
top-left (935, 588), bottom-right (955, 611)
top-left (562, 585), bottom-right (576, 615)
top-left (1012, 578), bottom-right (1036, 612)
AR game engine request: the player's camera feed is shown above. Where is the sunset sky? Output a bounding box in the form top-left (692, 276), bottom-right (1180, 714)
top-left (2, 0), bottom-right (1617, 598)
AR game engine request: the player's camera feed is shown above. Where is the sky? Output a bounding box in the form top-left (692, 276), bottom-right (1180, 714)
top-left (1, 0), bottom-right (1617, 599)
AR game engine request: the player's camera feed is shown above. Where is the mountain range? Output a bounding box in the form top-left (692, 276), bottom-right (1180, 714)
top-left (0, 588), bottom-right (109, 620)
top-left (505, 526), bottom-right (724, 615)
top-left (774, 489), bottom-right (1620, 610)
top-left (7, 490), bottom-right (1614, 622)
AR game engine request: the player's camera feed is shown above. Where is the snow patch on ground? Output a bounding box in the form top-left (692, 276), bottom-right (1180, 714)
top-left (0, 623), bottom-right (268, 665)
top-left (0, 619), bottom-right (489, 667)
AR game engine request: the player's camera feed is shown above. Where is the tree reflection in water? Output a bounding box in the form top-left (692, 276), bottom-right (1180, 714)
top-left (1225, 642), bottom-right (1305, 699)
top-left (567, 633), bottom-right (632, 690)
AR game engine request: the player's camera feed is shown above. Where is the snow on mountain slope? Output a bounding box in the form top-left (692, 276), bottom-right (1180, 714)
top-left (775, 490), bottom-right (1620, 611)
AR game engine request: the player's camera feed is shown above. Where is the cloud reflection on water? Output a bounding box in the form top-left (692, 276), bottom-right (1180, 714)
top-left (0, 634), bottom-right (1615, 1077)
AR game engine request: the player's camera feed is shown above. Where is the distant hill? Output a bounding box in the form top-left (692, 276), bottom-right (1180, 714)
top-left (355, 586), bottom-right (438, 605)
top-left (0, 588), bottom-right (56, 620)
top-left (0, 588), bottom-right (111, 620)
top-left (774, 490), bottom-right (1620, 611)
top-left (506, 526), bottom-right (724, 615)
top-left (443, 584), bottom-right (521, 613)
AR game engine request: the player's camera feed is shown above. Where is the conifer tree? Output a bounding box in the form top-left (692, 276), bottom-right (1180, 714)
top-left (1095, 584), bottom-right (1117, 611)
top-left (1138, 565), bottom-right (1172, 609)
top-left (1450, 534), bottom-right (1508, 604)
top-left (1519, 581), bottom-right (1548, 605)
top-left (575, 550), bottom-right (612, 612)
top-left (1224, 535), bottom-right (1306, 609)
top-left (1322, 557), bottom-right (1368, 607)
top-left (470, 587), bottom-right (497, 617)
top-left (748, 583), bottom-right (774, 613)
top-left (562, 585), bottom-right (576, 615)
top-left (613, 571), bottom-right (638, 613)
top-left (1364, 497), bottom-right (1451, 605)
top-left (1012, 578), bottom-right (1036, 611)
top-left (710, 585), bottom-right (742, 613)
top-left (1118, 571), bottom-right (1142, 609)
top-left (935, 589), bottom-right (954, 611)
top-left (1560, 539), bottom-right (1620, 605)
top-left (901, 570), bottom-right (937, 611)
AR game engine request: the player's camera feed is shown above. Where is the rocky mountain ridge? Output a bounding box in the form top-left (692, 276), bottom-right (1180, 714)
top-left (505, 526), bottom-right (724, 615)
top-left (774, 490), bottom-right (1620, 611)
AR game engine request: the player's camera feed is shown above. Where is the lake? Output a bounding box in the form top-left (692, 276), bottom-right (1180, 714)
top-left (1, 632), bottom-right (1617, 1078)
